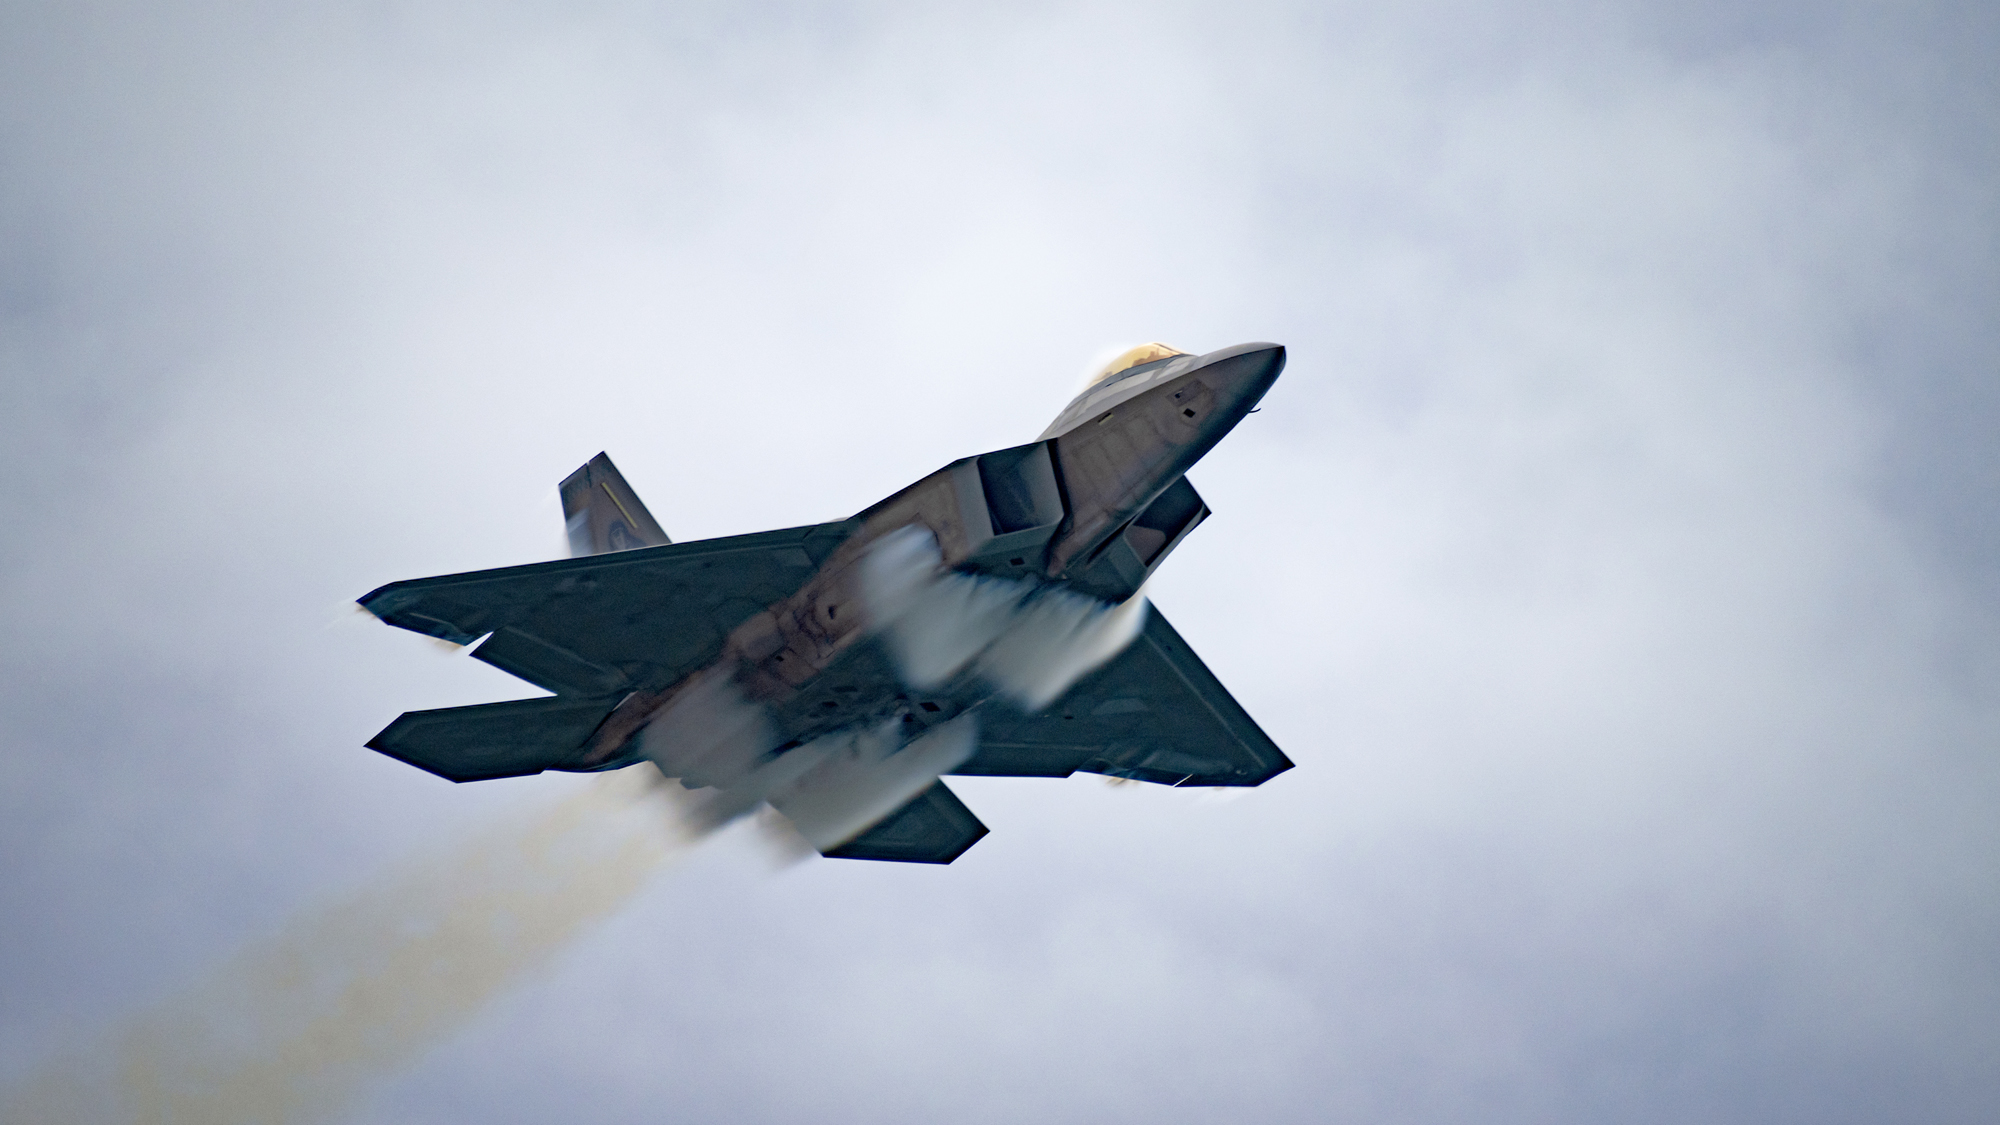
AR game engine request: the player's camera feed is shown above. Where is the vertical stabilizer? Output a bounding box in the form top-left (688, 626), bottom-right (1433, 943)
top-left (559, 453), bottom-right (671, 556)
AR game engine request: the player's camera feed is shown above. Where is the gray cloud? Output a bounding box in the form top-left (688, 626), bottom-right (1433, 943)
top-left (2, 1), bottom-right (1996, 1122)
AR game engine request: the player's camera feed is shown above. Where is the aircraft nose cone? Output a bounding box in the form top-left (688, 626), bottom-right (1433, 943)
top-left (1190, 342), bottom-right (1286, 413)
top-left (1040, 340), bottom-right (1287, 581)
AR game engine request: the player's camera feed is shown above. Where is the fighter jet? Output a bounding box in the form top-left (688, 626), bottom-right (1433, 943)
top-left (359, 341), bottom-right (1291, 863)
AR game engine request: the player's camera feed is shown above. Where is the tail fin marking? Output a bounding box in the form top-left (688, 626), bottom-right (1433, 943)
top-left (559, 452), bottom-right (671, 556)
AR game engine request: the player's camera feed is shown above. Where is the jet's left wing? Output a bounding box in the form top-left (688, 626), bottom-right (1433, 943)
top-left (358, 521), bottom-right (855, 781)
top-left (956, 606), bottom-right (1292, 787)
top-left (361, 521), bottom-right (856, 697)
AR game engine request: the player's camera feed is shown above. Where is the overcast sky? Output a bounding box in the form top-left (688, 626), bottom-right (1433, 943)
top-left (3, 1), bottom-right (1998, 1122)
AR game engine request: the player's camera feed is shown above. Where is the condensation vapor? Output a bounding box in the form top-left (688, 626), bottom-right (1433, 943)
top-left (5, 767), bottom-right (689, 1125)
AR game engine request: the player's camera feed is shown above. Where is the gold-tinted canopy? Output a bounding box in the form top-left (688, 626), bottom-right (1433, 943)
top-left (1088, 343), bottom-right (1187, 387)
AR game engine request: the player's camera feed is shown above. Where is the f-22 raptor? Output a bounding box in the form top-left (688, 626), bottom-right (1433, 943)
top-left (360, 342), bottom-right (1292, 863)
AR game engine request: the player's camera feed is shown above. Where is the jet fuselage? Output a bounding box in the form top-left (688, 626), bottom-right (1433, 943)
top-left (573, 343), bottom-right (1285, 772)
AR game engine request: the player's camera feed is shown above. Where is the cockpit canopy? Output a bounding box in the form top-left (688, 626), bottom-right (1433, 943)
top-left (1088, 343), bottom-right (1188, 388)
top-left (1041, 342), bottom-right (1198, 441)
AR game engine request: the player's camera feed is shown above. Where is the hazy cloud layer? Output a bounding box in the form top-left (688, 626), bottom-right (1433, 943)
top-left (2, 2), bottom-right (1996, 1122)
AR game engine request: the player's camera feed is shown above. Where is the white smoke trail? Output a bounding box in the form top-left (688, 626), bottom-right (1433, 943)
top-left (5, 767), bottom-right (688, 1125)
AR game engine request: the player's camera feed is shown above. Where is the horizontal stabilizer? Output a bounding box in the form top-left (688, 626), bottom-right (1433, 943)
top-left (367, 695), bottom-right (618, 782)
top-left (822, 780), bottom-right (989, 864)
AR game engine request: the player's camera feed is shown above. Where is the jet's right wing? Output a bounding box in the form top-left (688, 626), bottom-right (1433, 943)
top-left (820, 779), bottom-right (989, 864)
top-left (956, 606), bottom-right (1292, 788)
